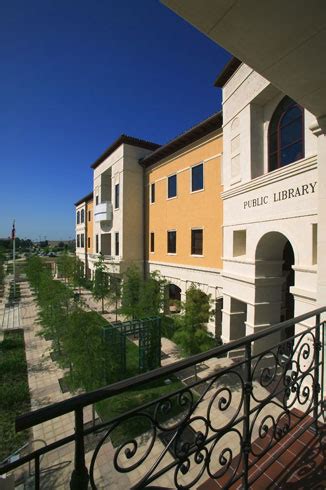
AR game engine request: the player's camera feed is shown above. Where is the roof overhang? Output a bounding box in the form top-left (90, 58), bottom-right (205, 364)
top-left (161, 0), bottom-right (326, 120)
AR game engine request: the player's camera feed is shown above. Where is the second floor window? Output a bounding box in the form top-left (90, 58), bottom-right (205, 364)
top-left (76, 234), bottom-right (80, 247)
top-left (87, 237), bottom-right (91, 248)
top-left (76, 211), bottom-right (80, 224)
top-left (268, 96), bottom-right (304, 171)
top-left (151, 183), bottom-right (155, 203)
top-left (191, 163), bottom-right (204, 192)
top-left (96, 195), bottom-right (99, 205)
top-left (115, 183), bottom-right (120, 209)
top-left (81, 233), bottom-right (84, 248)
top-left (81, 209), bottom-right (85, 223)
top-left (115, 232), bottom-right (119, 256)
top-left (150, 232), bottom-right (155, 253)
top-left (191, 229), bottom-right (203, 255)
top-left (168, 174), bottom-right (177, 198)
top-left (95, 234), bottom-right (99, 253)
top-left (167, 231), bottom-right (176, 254)
top-left (88, 210), bottom-right (91, 221)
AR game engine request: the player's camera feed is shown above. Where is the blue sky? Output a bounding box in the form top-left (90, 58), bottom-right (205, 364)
top-left (0, 1), bottom-right (230, 240)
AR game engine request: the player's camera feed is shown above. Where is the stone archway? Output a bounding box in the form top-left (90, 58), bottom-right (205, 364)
top-left (251, 231), bottom-right (296, 341)
top-left (165, 283), bottom-right (182, 314)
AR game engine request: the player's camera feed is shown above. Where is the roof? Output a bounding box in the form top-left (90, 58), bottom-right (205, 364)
top-left (140, 112), bottom-right (222, 168)
top-left (90, 135), bottom-right (160, 170)
top-left (74, 191), bottom-right (93, 207)
top-left (214, 57), bottom-right (242, 88)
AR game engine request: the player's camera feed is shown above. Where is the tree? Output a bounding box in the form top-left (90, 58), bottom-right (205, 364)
top-left (92, 254), bottom-right (109, 313)
top-left (72, 256), bottom-right (85, 294)
top-left (56, 252), bottom-right (74, 283)
top-left (62, 309), bottom-right (106, 391)
top-left (107, 274), bottom-right (122, 321)
top-left (120, 265), bottom-right (142, 320)
top-left (173, 284), bottom-right (215, 356)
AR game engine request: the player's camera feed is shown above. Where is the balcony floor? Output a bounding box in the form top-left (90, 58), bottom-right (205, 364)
top-left (198, 414), bottom-right (326, 489)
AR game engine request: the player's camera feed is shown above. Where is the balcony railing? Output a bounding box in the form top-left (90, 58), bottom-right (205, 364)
top-left (0, 308), bottom-right (325, 489)
top-left (94, 201), bottom-right (113, 223)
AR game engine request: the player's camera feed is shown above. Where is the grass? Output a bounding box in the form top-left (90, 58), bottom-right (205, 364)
top-left (0, 330), bottom-right (30, 461)
top-left (96, 374), bottom-right (188, 447)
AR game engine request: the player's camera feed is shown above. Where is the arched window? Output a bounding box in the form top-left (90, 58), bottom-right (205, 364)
top-left (76, 210), bottom-right (80, 224)
top-left (81, 209), bottom-right (85, 223)
top-left (268, 96), bottom-right (304, 171)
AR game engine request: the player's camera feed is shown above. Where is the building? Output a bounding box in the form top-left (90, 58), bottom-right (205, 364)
top-left (142, 112), bottom-right (223, 335)
top-left (78, 135), bottom-right (160, 277)
top-left (74, 191), bottom-right (93, 277)
top-left (217, 60), bottom-right (319, 350)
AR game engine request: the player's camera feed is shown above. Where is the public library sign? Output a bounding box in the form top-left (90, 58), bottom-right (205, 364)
top-left (243, 181), bottom-right (317, 209)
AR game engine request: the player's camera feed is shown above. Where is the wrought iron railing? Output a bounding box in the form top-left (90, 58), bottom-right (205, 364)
top-left (0, 308), bottom-right (325, 489)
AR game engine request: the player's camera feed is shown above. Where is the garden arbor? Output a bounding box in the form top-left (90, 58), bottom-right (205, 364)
top-left (102, 317), bottom-right (161, 381)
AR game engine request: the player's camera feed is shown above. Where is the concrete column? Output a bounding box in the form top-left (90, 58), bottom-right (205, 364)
top-left (310, 117), bottom-right (326, 306)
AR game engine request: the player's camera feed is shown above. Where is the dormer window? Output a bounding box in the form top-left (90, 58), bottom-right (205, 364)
top-left (268, 96), bottom-right (304, 171)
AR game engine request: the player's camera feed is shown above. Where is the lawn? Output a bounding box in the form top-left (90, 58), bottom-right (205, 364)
top-left (96, 374), bottom-right (189, 447)
top-left (0, 330), bottom-right (30, 461)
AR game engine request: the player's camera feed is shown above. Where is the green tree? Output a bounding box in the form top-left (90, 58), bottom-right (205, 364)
top-left (56, 252), bottom-right (74, 283)
top-left (120, 265), bottom-right (142, 320)
top-left (72, 256), bottom-right (85, 294)
top-left (92, 254), bottom-right (109, 313)
top-left (62, 309), bottom-right (106, 391)
top-left (107, 274), bottom-right (122, 321)
top-left (138, 271), bottom-right (166, 318)
top-left (173, 284), bottom-right (214, 356)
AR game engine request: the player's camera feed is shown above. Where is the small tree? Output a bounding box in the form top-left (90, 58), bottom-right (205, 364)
top-left (120, 265), bottom-right (142, 320)
top-left (56, 252), bottom-right (74, 283)
top-left (138, 271), bottom-right (166, 318)
top-left (107, 274), bottom-right (122, 321)
top-left (92, 254), bottom-right (109, 313)
top-left (173, 284), bottom-right (214, 356)
top-left (72, 256), bottom-right (85, 294)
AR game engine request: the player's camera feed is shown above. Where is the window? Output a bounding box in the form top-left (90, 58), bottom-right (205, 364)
top-left (168, 174), bottom-right (177, 198)
top-left (88, 210), bottom-right (91, 221)
top-left (115, 183), bottom-right (120, 209)
top-left (312, 224), bottom-right (318, 265)
top-left (167, 231), bottom-right (176, 254)
top-left (150, 232), bottom-right (155, 253)
top-left (233, 230), bottom-right (246, 257)
top-left (95, 195), bottom-right (99, 205)
top-left (191, 229), bottom-right (203, 255)
top-left (76, 235), bottom-right (80, 248)
top-left (150, 183), bottom-right (155, 203)
top-left (268, 96), bottom-right (304, 171)
top-left (115, 232), bottom-right (119, 256)
top-left (76, 211), bottom-right (80, 224)
top-left (81, 233), bottom-right (84, 248)
top-left (81, 209), bottom-right (85, 223)
top-left (88, 237), bottom-right (91, 248)
top-left (95, 234), bottom-right (99, 253)
top-left (191, 163), bottom-right (204, 192)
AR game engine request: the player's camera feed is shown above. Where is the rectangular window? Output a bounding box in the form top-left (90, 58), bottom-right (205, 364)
top-left (150, 232), bottom-right (155, 253)
top-left (233, 230), bottom-right (246, 257)
top-left (81, 234), bottom-right (84, 248)
top-left (191, 163), bottom-right (204, 192)
top-left (77, 235), bottom-right (80, 248)
top-left (76, 211), bottom-right (80, 224)
top-left (87, 237), bottom-right (91, 248)
top-left (168, 174), bottom-right (177, 198)
top-left (88, 210), bottom-right (91, 221)
top-left (95, 195), bottom-right (99, 205)
top-left (191, 229), bottom-right (203, 255)
top-left (167, 231), bottom-right (176, 254)
top-left (115, 232), bottom-right (119, 256)
top-left (151, 183), bottom-right (155, 203)
top-left (115, 183), bottom-right (120, 209)
top-left (312, 224), bottom-right (317, 265)
top-left (95, 234), bottom-right (99, 253)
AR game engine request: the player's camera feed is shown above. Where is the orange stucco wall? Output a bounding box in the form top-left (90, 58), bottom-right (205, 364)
top-left (145, 130), bottom-right (223, 269)
top-left (86, 200), bottom-right (93, 253)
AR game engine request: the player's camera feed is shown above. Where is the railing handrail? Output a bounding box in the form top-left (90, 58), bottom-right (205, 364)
top-left (15, 306), bottom-right (326, 432)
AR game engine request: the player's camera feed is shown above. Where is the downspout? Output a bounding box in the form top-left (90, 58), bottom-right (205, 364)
top-left (85, 203), bottom-right (88, 276)
top-left (140, 160), bottom-right (147, 280)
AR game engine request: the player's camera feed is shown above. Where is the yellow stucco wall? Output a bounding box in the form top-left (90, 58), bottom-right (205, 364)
top-left (145, 130), bottom-right (223, 269)
top-left (86, 200), bottom-right (93, 253)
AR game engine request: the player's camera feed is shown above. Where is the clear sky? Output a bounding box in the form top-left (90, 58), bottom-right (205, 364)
top-left (0, 0), bottom-right (230, 241)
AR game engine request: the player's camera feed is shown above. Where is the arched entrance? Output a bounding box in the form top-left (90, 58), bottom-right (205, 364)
top-left (166, 284), bottom-right (181, 313)
top-left (255, 232), bottom-right (295, 338)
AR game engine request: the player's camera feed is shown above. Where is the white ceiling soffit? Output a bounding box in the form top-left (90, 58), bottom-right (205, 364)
top-left (161, 0), bottom-right (326, 119)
